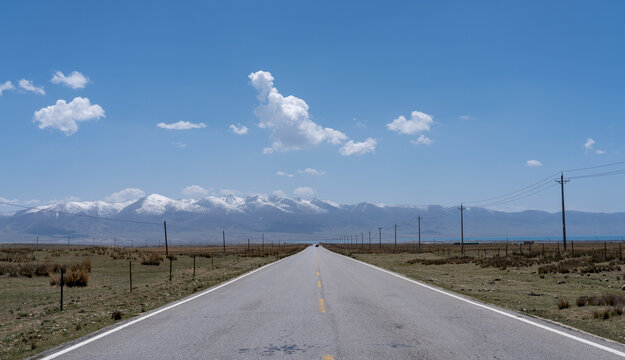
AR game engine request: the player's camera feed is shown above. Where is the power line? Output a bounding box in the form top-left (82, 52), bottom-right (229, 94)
top-left (463, 172), bottom-right (560, 205)
top-left (564, 160), bottom-right (625, 173)
top-left (569, 168), bottom-right (625, 180)
top-left (477, 183), bottom-right (559, 208)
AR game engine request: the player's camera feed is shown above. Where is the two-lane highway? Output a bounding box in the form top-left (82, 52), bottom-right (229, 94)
top-left (40, 246), bottom-right (625, 359)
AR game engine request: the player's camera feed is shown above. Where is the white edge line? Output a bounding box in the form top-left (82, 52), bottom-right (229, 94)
top-left (39, 252), bottom-right (298, 360)
top-left (327, 248), bottom-right (625, 358)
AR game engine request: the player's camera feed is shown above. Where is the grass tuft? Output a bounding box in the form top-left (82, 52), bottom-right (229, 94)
top-left (557, 299), bottom-right (570, 310)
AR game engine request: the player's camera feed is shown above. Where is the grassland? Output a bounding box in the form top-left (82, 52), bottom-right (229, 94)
top-left (325, 241), bottom-right (625, 344)
top-left (0, 244), bottom-right (304, 360)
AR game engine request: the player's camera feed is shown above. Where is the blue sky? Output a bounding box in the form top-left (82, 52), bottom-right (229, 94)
top-left (1, 1), bottom-right (624, 212)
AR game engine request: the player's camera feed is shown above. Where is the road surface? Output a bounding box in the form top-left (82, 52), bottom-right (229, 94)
top-left (40, 246), bottom-right (625, 359)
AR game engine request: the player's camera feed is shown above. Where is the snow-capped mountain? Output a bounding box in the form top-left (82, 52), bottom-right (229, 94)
top-left (1, 194), bottom-right (625, 243)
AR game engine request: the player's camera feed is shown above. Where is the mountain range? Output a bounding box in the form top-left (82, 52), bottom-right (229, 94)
top-left (1, 194), bottom-right (624, 245)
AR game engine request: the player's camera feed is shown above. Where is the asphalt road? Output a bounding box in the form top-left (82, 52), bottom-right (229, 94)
top-left (40, 246), bottom-right (625, 359)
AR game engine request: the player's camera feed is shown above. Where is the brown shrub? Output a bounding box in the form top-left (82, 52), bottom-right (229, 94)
top-left (141, 252), bottom-right (163, 266)
top-left (64, 268), bottom-right (89, 287)
top-left (557, 299), bottom-right (570, 310)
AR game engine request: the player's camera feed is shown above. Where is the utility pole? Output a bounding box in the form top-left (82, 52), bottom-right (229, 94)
top-left (361, 232), bottom-right (364, 248)
top-left (394, 224), bottom-right (397, 249)
top-left (418, 216), bottom-right (421, 253)
top-left (262, 233), bottom-right (264, 250)
top-left (222, 230), bottom-right (226, 255)
top-left (163, 221), bottom-right (169, 255)
top-left (556, 173), bottom-right (570, 252)
top-left (459, 204), bottom-right (464, 255)
top-left (369, 231), bottom-right (371, 249)
top-left (378, 227), bottom-right (382, 249)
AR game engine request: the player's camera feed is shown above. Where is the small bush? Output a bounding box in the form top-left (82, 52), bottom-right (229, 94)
top-left (65, 268), bottom-right (89, 287)
top-left (111, 310), bottom-right (122, 320)
top-left (141, 252), bottom-right (163, 266)
top-left (576, 296), bottom-right (587, 307)
top-left (557, 299), bottom-right (570, 310)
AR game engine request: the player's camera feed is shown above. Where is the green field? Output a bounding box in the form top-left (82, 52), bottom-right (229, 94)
top-left (0, 245), bottom-right (304, 360)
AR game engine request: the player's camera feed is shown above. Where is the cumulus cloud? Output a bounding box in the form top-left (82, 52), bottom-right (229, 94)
top-left (33, 97), bottom-right (105, 135)
top-left (526, 160), bottom-right (542, 167)
top-left (51, 71), bottom-right (89, 89)
top-left (272, 189), bottom-right (287, 197)
top-left (299, 168), bottom-right (325, 175)
top-left (105, 188), bottom-right (145, 203)
top-left (19, 79), bottom-right (45, 95)
top-left (387, 110), bottom-right (433, 135)
top-left (276, 171), bottom-right (294, 178)
top-left (411, 135), bottom-right (433, 146)
top-left (157, 121), bottom-right (206, 130)
top-left (249, 70), bottom-right (348, 153)
top-left (182, 185), bottom-right (209, 198)
top-left (293, 187), bottom-right (315, 198)
top-left (339, 138), bottom-right (377, 156)
top-left (584, 138), bottom-right (605, 154)
top-left (0, 81), bottom-right (15, 95)
top-left (229, 124), bottom-right (248, 135)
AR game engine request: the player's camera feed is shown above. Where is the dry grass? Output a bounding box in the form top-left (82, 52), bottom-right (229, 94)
top-left (141, 252), bottom-right (163, 265)
top-left (557, 299), bottom-right (570, 310)
top-left (0, 244), bottom-right (304, 359)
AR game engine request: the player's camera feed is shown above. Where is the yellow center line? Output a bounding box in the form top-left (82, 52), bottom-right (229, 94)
top-left (322, 356), bottom-right (335, 360)
top-left (318, 298), bottom-right (326, 313)
top-left (317, 280), bottom-right (322, 287)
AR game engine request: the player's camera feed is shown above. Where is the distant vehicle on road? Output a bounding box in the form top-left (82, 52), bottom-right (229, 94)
top-left (315, 243), bottom-right (320, 247)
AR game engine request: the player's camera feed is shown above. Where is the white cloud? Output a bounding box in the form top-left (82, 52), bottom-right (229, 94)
top-left (459, 115), bottom-right (476, 120)
top-left (272, 190), bottom-right (287, 197)
top-left (410, 135), bottom-right (433, 146)
top-left (105, 188), bottom-right (145, 203)
top-left (276, 171), bottom-right (294, 178)
top-left (387, 110), bottom-right (433, 135)
top-left (0, 81), bottom-right (15, 95)
top-left (33, 97), bottom-right (105, 135)
top-left (249, 70), bottom-right (347, 153)
top-left (19, 79), bottom-right (45, 95)
top-left (299, 168), bottom-right (325, 175)
top-left (526, 160), bottom-right (542, 167)
top-left (229, 124), bottom-right (248, 135)
top-left (51, 71), bottom-right (89, 89)
top-left (157, 121), bottom-right (206, 130)
top-left (172, 142), bottom-right (187, 148)
top-left (339, 138), bottom-right (377, 156)
top-left (293, 187), bottom-right (315, 198)
top-left (182, 185), bottom-right (209, 198)
top-left (584, 138), bottom-right (605, 154)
